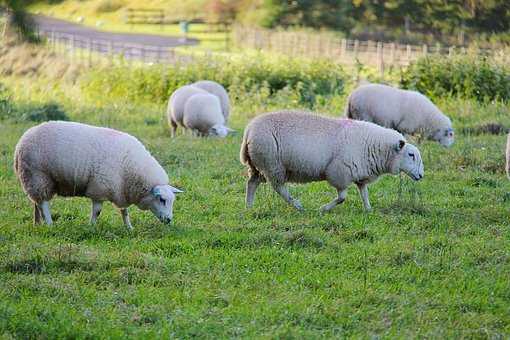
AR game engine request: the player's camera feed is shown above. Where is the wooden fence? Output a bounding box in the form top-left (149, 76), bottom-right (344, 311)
top-left (233, 26), bottom-right (498, 71)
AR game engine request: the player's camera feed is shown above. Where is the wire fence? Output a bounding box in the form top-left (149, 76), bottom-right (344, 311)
top-left (233, 26), bottom-right (504, 72)
top-left (36, 28), bottom-right (192, 65)
top-left (34, 25), bottom-right (508, 74)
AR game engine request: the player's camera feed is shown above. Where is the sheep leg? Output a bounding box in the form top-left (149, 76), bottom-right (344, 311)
top-left (357, 183), bottom-right (371, 211)
top-left (90, 201), bottom-right (102, 224)
top-left (246, 174), bottom-right (262, 208)
top-left (40, 201), bottom-right (53, 225)
top-left (33, 203), bottom-right (42, 225)
top-left (170, 120), bottom-right (178, 138)
top-left (273, 184), bottom-right (304, 211)
top-left (320, 189), bottom-right (348, 213)
top-left (120, 208), bottom-right (133, 230)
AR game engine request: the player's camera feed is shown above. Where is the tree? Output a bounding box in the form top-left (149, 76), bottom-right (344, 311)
top-left (1, 0), bottom-right (39, 43)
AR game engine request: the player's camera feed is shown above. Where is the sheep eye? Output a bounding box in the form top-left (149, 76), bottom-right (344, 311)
top-left (408, 153), bottom-right (415, 160)
top-left (159, 197), bottom-right (166, 205)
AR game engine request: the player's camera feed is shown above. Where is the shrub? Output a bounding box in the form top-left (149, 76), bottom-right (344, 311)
top-left (19, 103), bottom-right (69, 122)
top-left (401, 54), bottom-right (510, 102)
top-left (94, 0), bottom-right (125, 13)
top-left (0, 97), bottom-right (69, 122)
top-left (81, 53), bottom-right (345, 107)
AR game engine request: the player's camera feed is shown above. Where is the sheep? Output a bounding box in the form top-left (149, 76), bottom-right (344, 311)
top-left (240, 110), bottom-right (424, 211)
top-left (167, 85), bottom-right (209, 137)
top-left (192, 80), bottom-right (230, 122)
top-left (14, 121), bottom-right (183, 229)
top-left (346, 83), bottom-right (454, 147)
top-left (183, 93), bottom-right (234, 137)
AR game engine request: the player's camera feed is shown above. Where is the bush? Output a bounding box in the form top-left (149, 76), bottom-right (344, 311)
top-left (94, 0), bottom-right (125, 13)
top-left (81, 53), bottom-right (345, 107)
top-left (0, 96), bottom-right (69, 122)
top-left (19, 103), bottom-right (69, 122)
top-left (401, 54), bottom-right (510, 102)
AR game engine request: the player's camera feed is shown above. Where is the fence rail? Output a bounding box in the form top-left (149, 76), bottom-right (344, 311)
top-left (233, 26), bottom-right (501, 71)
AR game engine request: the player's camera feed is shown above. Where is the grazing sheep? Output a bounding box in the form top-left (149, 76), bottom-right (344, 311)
top-left (183, 93), bottom-right (234, 137)
top-left (14, 121), bottom-right (183, 229)
top-left (167, 85), bottom-right (209, 137)
top-left (192, 80), bottom-right (230, 122)
top-left (240, 111), bottom-right (424, 211)
top-left (346, 83), bottom-right (454, 147)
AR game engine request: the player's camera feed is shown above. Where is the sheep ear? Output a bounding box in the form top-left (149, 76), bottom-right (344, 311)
top-left (170, 186), bottom-right (184, 194)
top-left (395, 140), bottom-right (405, 151)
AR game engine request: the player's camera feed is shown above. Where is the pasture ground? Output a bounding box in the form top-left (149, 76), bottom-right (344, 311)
top-left (0, 75), bottom-right (510, 338)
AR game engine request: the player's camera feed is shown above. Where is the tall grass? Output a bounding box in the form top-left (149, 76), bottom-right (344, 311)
top-left (80, 53), bottom-right (346, 107)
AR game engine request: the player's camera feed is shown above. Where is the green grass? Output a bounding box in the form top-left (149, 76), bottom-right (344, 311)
top-left (1, 74), bottom-right (510, 338)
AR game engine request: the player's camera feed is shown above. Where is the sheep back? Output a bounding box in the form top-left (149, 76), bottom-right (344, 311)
top-left (242, 110), bottom-right (404, 185)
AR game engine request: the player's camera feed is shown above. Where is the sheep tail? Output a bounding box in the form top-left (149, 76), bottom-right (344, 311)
top-left (345, 96), bottom-right (354, 119)
top-left (240, 132), bottom-right (262, 179)
top-left (240, 135), bottom-right (252, 167)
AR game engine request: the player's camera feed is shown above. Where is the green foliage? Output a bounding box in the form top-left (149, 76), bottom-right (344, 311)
top-left (93, 0), bottom-right (125, 13)
top-left (2, 0), bottom-right (40, 43)
top-left (235, 0), bottom-right (510, 43)
top-left (0, 88), bottom-right (69, 122)
top-left (17, 102), bottom-right (69, 122)
top-left (80, 53), bottom-right (345, 107)
top-left (401, 54), bottom-right (510, 103)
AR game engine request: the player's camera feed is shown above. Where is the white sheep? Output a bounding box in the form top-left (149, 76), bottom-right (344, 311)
top-left (183, 93), bottom-right (234, 137)
top-left (167, 85), bottom-right (209, 137)
top-left (14, 121), bottom-right (183, 229)
top-left (192, 80), bottom-right (230, 122)
top-left (240, 110), bottom-right (424, 211)
top-left (346, 83), bottom-right (454, 147)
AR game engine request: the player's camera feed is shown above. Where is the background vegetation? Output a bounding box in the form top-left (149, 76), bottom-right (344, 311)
top-left (27, 0), bottom-right (510, 46)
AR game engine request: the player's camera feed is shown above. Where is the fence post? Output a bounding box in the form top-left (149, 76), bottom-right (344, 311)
top-left (377, 42), bottom-right (384, 78)
top-left (87, 38), bottom-right (92, 66)
top-left (422, 44), bottom-right (428, 56)
top-left (449, 46), bottom-right (455, 56)
top-left (109, 40), bottom-right (114, 65)
top-left (50, 30), bottom-right (55, 52)
top-left (354, 40), bottom-right (359, 59)
top-left (390, 43), bottom-right (396, 65)
top-left (406, 44), bottom-right (411, 63)
top-left (341, 38), bottom-right (347, 58)
top-left (435, 42), bottom-right (441, 54)
top-left (71, 35), bottom-right (76, 62)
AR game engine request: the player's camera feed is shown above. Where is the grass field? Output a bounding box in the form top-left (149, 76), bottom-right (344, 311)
top-left (1, 63), bottom-right (510, 338)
